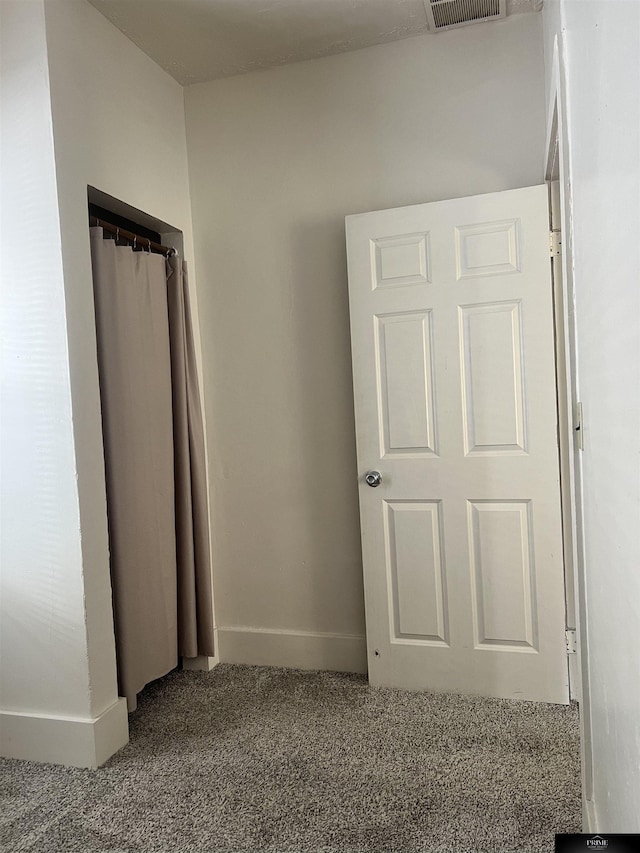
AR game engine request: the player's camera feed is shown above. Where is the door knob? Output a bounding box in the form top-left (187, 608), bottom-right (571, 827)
top-left (364, 470), bottom-right (382, 488)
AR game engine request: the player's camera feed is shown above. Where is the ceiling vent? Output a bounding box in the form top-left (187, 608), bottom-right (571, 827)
top-left (423, 0), bottom-right (506, 32)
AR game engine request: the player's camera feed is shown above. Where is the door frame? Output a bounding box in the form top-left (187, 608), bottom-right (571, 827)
top-left (544, 36), bottom-right (595, 831)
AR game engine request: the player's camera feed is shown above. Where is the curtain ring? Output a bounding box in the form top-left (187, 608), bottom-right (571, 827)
top-left (133, 235), bottom-right (137, 250)
top-left (116, 227), bottom-right (120, 244)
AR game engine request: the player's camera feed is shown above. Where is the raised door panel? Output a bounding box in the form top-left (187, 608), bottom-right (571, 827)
top-left (375, 312), bottom-right (437, 457)
top-left (459, 301), bottom-right (526, 455)
top-left (371, 232), bottom-right (431, 289)
top-left (468, 500), bottom-right (537, 652)
top-left (455, 219), bottom-right (521, 279)
top-left (385, 501), bottom-right (448, 645)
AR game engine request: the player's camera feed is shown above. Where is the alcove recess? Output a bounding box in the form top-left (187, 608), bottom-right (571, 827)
top-left (88, 186), bottom-right (183, 255)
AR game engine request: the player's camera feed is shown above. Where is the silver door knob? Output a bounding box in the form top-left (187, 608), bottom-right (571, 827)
top-left (364, 470), bottom-right (382, 488)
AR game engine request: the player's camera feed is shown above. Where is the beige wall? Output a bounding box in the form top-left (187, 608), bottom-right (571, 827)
top-left (1, 0), bottom-right (199, 767)
top-left (0, 0), bottom-right (129, 767)
top-left (185, 13), bottom-right (548, 666)
top-left (543, 0), bottom-right (640, 832)
top-left (43, 0), bottom-right (200, 718)
top-left (43, 0), bottom-right (200, 719)
top-left (0, 0), bottom-right (93, 720)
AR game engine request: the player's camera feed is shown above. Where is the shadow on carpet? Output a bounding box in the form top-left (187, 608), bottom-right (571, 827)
top-left (0, 664), bottom-right (581, 853)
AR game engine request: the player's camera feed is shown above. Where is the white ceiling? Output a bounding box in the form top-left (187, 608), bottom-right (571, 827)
top-left (87, 0), bottom-right (541, 86)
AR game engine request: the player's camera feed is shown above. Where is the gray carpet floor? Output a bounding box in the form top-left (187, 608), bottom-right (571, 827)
top-left (1, 664), bottom-right (581, 853)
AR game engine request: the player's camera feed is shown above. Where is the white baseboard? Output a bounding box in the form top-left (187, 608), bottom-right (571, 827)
top-left (182, 655), bottom-right (219, 672)
top-left (585, 797), bottom-right (599, 833)
top-left (0, 698), bottom-right (129, 769)
top-left (217, 626), bottom-right (368, 674)
top-left (182, 627), bottom-right (220, 671)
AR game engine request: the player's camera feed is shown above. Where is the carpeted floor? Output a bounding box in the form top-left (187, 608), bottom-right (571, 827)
top-left (1, 664), bottom-right (581, 853)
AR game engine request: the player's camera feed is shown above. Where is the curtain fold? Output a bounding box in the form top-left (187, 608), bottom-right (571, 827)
top-left (167, 256), bottom-right (215, 659)
top-left (90, 228), bottom-right (178, 711)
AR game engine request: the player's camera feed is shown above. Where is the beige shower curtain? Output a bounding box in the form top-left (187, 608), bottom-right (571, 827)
top-left (90, 228), bottom-right (213, 711)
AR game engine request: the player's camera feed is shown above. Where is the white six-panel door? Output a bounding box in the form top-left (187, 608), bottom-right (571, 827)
top-left (346, 186), bottom-right (569, 703)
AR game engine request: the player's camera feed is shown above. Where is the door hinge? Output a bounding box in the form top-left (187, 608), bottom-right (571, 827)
top-left (549, 229), bottom-right (562, 257)
top-left (575, 402), bottom-right (584, 451)
top-left (565, 629), bottom-right (577, 654)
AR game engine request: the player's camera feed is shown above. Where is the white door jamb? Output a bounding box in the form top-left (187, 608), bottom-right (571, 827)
top-left (544, 35), bottom-right (595, 832)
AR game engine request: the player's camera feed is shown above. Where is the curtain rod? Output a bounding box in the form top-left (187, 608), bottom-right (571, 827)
top-left (90, 216), bottom-right (176, 257)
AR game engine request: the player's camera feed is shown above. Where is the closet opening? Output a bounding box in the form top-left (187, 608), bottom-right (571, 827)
top-left (88, 186), bottom-right (184, 256)
top-left (87, 187), bottom-right (215, 714)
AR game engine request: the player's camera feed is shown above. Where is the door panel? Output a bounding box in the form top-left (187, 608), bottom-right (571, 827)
top-left (385, 500), bottom-right (448, 644)
top-left (468, 500), bottom-right (536, 649)
top-left (376, 312), bottom-right (436, 456)
top-left (459, 301), bottom-right (526, 454)
top-left (346, 185), bottom-right (569, 703)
